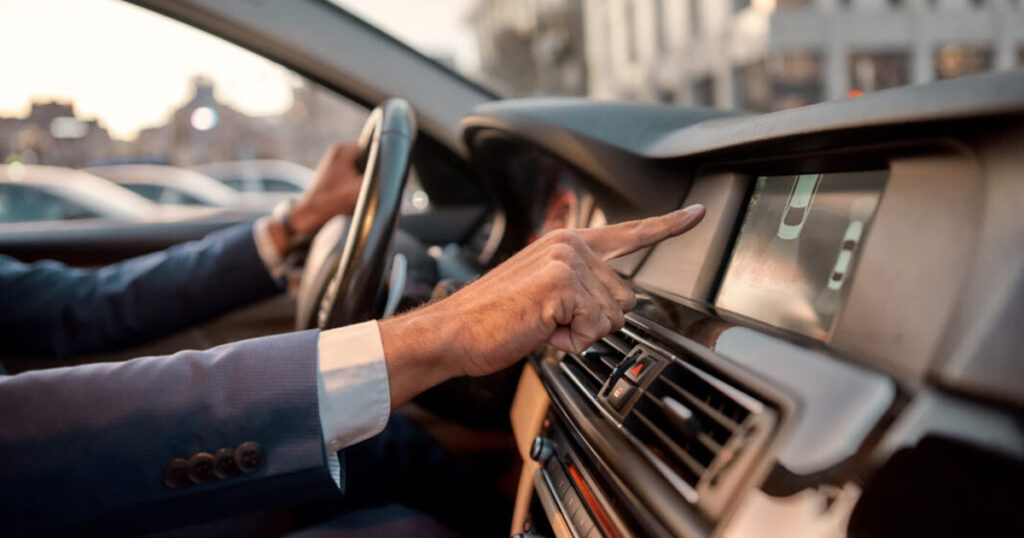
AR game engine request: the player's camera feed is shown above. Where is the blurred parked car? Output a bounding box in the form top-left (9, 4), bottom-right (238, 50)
top-left (0, 164), bottom-right (185, 224)
top-left (190, 159), bottom-right (313, 206)
top-left (0, 163), bottom-right (258, 266)
top-left (85, 164), bottom-right (264, 210)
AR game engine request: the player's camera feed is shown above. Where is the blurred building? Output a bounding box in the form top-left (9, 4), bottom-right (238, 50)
top-left (1, 77), bottom-right (368, 170)
top-left (133, 77), bottom-right (280, 166)
top-left (769, 0), bottom-right (1024, 107)
top-left (584, 0), bottom-right (1024, 111)
top-left (583, 0), bottom-right (772, 109)
top-left (122, 77), bottom-right (367, 169)
top-left (278, 83), bottom-right (368, 168)
top-left (467, 0), bottom-right (589, 96)
top-left (0, 102), bottom-right (118, 167)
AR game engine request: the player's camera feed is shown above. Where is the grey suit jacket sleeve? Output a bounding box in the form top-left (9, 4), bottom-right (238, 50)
top-left (0, 222), bottom-right (282, 359)
top-left (0, 329), bottom-right (341, 535)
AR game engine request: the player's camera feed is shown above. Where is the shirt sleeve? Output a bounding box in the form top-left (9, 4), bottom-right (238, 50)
top-left (252, 217), bottom-right (288, 279)
top-left (316, 320), bottom-right (392, 455)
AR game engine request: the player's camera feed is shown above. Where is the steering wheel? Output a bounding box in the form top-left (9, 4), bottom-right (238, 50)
top-left (295, 98), bottom-right (416, 330)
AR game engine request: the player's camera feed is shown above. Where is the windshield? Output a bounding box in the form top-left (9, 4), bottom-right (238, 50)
top-left (333, 0), bottom-right (1023, 112)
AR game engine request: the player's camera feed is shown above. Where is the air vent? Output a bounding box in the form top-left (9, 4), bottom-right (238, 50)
top-left (561, 340), bottom-right (624, 398)
top-left (624, 359), bottom-right (761, 499)
top-left (558, 323), bottom-right (777, 517)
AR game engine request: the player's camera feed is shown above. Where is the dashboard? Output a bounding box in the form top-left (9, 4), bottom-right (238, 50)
top-left (461, 71), bottom-right (1024, 537)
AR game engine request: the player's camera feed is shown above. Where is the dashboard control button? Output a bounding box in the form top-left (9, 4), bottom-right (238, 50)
top-left (546, 461), bottom-right (571, 496)
top-left (571, 506), bottom-right (595, 536)
top-left (606, 378), bottom-right (638, 412)
top-left (555, 475), bottom-right (571, 497)
top-left (563, 491), bottom-right (582, 515)
top-left (530, 436), bottom-right (555, 463)
top-left (625, 355), bottom-right (655, 382)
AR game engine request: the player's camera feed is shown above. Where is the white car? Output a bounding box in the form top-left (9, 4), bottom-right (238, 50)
top-left (0, 164), bottom-right (193, 224)
top-left (85, 164), bottom-right (257, 209)
top-left (190, 159), bottom-right (313, 207)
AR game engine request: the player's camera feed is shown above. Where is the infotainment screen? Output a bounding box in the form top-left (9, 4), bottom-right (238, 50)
top-left (715, 171), bottom-right (888, 340)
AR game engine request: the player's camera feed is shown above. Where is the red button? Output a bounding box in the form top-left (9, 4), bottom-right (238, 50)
top-left (626, 357), bottom-right (653, 382)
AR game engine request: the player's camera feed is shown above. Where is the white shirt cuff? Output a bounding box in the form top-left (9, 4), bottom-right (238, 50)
top-left (316, 320), bottom-right (391, 456)
top-left (252, 217), bottom-right (287, 279)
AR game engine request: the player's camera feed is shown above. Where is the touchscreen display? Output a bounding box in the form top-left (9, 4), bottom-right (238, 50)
top-left (715, 171), bottom-right (887, 340)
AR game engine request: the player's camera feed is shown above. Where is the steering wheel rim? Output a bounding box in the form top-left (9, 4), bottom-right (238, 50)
top-left (295, 98), bottom-right (416, 330)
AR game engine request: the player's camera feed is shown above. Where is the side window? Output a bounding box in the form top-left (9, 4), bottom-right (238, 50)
top-left (0, 0), bottom-right (368, 228)
top-left (122, 184), bottom-right (164, 203)
top-left (221, 178), bottom-right (247, 191)
top-left (160, 188), bottom-right (210, 207)
top-left (260, 178), bottom-right (303, 193)
top-left (0, 184), bottom-right (98, 223)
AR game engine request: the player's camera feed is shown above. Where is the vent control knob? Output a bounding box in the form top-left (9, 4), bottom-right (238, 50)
top-left (530, 436), bottom-right (555, 463)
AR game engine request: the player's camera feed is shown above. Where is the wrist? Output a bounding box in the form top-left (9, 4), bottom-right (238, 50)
top-left (378, 305), bottom-right (461, 408)
top-left (265, 218), bottom-right (291, 258)
top-left (269, 199), bottom-right (318, 257)
top-left (289, 199), bottom-right (322, 237)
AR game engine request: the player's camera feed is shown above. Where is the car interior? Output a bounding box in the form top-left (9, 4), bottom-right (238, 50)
top-left (1, 1), bottom-right (1022, 536)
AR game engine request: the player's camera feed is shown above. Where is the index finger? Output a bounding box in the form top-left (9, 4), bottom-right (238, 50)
top-left (579, 204), bottom-right (705, 260)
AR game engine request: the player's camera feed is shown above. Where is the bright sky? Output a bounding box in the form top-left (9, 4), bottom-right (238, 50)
top-left (0, 0), bottom-right (476, 140)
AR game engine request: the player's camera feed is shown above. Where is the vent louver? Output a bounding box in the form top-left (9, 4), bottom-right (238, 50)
top-left (558, 322), bottom-right (776, 517)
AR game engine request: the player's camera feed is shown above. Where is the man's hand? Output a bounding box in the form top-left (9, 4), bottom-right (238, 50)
top-left (267, 144), bottom-right (364, 254)
top-left (378, 204), bottom-right (706, 408)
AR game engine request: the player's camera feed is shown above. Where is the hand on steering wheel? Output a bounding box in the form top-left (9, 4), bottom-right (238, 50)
top-left (295, 99), bottom-right (416, 330)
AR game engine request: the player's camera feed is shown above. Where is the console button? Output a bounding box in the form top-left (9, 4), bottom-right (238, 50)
top-left (606, 378), bottom-right (637, 412)
top-left (571, 506), bottom-right (595, 536)
top-left (563, 491), bottom-right (582, 515)
top-left (625, 355), bottom-right (654, 382)
top-left (530, 436), bottom-right (555, 463)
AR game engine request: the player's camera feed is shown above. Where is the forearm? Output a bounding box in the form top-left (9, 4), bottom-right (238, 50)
top-left (378, 302), bottom-right (463, 409)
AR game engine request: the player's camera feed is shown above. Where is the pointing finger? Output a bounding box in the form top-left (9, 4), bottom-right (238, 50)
top-left (579, 204), bottom-right (705, 260)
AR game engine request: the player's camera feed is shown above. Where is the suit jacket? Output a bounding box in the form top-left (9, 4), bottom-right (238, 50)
top-left (0, 223), bottom-right (281, 359)
top-left (0, 224), bottom-right (341, 534)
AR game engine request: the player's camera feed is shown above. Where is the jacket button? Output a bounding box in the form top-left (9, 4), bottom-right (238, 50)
top-left (213, 447), bottom-right (239, 479)
top-left (163, 458), bottom-right (190, 490)
top-left (188, 452), bottom-right (216, 484)
top-left (235, 441), bottom-right (265, 472)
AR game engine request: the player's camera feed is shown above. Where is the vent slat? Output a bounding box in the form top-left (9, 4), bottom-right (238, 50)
top-left (632, 395), bottom-right (716, 466)
top-left (644, 382), bottom-right (735, 447)
top-left (568, 354), bottom-right (610, 385)
top-left (597, 354), bottom-right (619, 370)
top-left (602, 333), bottom-right (634, 355)
top-left (562, 361), bottom-right (601, 398)
top-left (633, 411), bottom-right (707, 476)
top-left (639, 390), bottom-right (727, 449)
top-left (696, 432), bottom-right (723, 454)
top-left (658, 376), bottom-right (743, 433)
